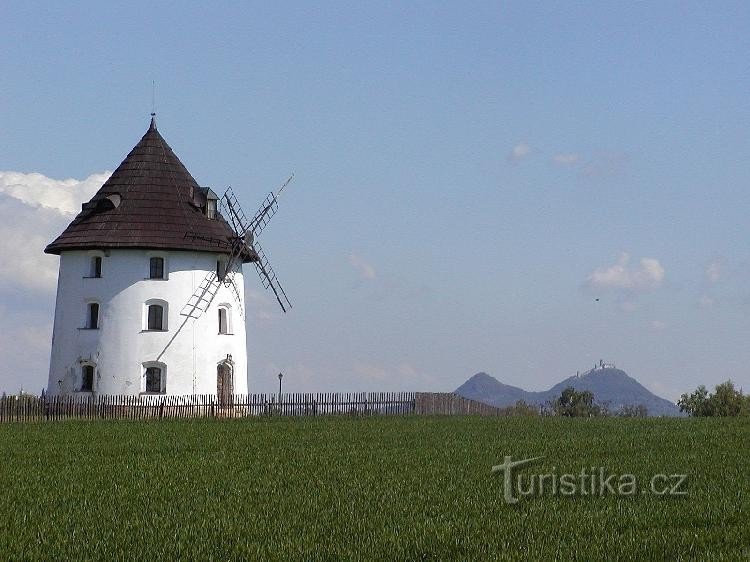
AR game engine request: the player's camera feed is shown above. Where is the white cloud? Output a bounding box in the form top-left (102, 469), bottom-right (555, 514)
top-left (0, 171), bottom-right (108, 393)
top-left (650, 320), bottom-right (666, 331)
top-left (507, 142), bottom-right (531, 164)
top-left (348, 253), bottom-right (376, 280)
top-left (0, 171), bottom-right (109, 293)
top-left (0, 171), bottom-right (109, 215)
top-left (552, 153), bottom-right (580, 166)
top-left (0, 198), bottom-right (64, 292)
top-left (586, 253), bottom-right (665, 292)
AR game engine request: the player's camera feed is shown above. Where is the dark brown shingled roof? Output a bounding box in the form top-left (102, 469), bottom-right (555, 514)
top-left (45, 117), bottom-right (252, 260)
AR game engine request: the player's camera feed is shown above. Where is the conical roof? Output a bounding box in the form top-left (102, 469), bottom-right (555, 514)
top-left (45, 117), bottom-right (244, 257)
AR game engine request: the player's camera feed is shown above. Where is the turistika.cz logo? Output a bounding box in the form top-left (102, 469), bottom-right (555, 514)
top-left (491, 456), bottom-right (688, 504)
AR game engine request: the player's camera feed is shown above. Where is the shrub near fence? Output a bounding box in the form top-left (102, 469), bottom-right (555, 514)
top-left (0, 392), bottom-right (505, 423)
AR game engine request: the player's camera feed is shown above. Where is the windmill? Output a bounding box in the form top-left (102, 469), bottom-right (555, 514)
top-left (180, 175), bottom-right (293, 319)
top-left (219, 175), bottom-right (294, 313)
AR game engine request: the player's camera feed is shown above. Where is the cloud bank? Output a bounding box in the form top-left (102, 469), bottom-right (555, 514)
top-left (0, 171), bottom-right (109, 215)
top-left (0, 171), bottom-right (108, 292)
top-left (586, 253), bottom-right (665, 293)
top-left (0, 171), bottom-right (108, 393)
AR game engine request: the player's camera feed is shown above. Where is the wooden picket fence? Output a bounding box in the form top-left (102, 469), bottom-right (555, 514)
top-left (0, 392), bottom-right (504, 423)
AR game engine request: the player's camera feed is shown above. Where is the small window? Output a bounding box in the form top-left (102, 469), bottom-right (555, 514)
top-left (206, 197), bottom-right (217, 219)
top-left (81, 365), bottom-right (94, 392)
top-left (217, 260), bottom-right (227, 281)
top-left (147, 305), bottom-right (164, 330)
top-left (91, 256), bottom-right (102, 278)
top-left (149, 257), bottom-right (164, 279)
top-left (145, 367), bottom-right (163, 394)
top-left (218, 307), bottom-right (229, 334)
top-left (87, 303), bottom-right (100, 329)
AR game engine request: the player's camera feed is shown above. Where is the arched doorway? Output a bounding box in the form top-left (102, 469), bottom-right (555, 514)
top-left (217, 355), bottom-right (234, 407)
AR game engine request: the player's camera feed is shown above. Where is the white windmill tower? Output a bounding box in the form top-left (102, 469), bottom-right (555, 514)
top-left (44, 116), bottom-right (292, 397)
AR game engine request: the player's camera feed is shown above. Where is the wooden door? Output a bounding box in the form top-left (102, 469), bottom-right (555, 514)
top-left (217, 362), bottom-right (234, 407)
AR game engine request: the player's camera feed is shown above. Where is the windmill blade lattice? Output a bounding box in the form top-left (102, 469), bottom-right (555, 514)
top-left (220, 187), bottom-right (251, 236)
top-left (219, 179), bottom-right (293, 313)
top-left (253, 241), bottom-right (292, 313)
top-left (248, 193), bottom-right (278, 239)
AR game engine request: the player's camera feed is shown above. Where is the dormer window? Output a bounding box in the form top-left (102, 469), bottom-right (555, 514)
top-left (206, 197), bottom-right (217, 219)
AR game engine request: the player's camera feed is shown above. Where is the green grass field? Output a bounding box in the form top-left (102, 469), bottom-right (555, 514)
top-left (1, 416), bottom-right (748, 560)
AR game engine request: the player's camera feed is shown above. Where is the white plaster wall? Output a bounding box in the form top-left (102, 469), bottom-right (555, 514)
top-left (47, 249), bottom-right (248, 396)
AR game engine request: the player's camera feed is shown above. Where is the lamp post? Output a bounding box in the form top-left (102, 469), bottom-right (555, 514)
top-left (278, 372), bottom-right (283, 398)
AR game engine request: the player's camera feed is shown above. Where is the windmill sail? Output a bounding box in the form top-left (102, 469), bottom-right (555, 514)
top-left (253, 241), bottom-right (292, 312)
top-left (216, 180), bottom-right (293, 313)
top-left (248, 193), bottom-right (278, 238)
top-left (221, 187), bottom-right (251, 237)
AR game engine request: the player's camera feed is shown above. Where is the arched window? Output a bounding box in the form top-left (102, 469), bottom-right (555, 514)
top-left (143, 300), bottom-right (168, 331)
top-left (143, 363), bottom-right (166, 394)
top-left (149, 257), bottom-right (164, 279)
top-left (147, 304), bottom-right (164, 330)
top-left (218, 306), bottom-right (231, 335)
top-left (87, 303), bottom-right (100, 329)
top-left (81, 365), bottom-right (95, 392)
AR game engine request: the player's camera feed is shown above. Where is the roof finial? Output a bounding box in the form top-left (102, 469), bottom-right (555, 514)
top-left (149, 80), bottom-right (157, 130)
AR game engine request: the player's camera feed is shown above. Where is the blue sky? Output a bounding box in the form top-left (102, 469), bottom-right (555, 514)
top-left (1, 2), bottom-right (749, 399)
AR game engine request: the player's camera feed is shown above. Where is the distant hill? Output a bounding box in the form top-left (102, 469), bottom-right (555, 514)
top-left (455, 368), bottom-right (681, 417)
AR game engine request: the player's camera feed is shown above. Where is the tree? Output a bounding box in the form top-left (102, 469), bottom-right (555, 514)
top-left (617, 404), bottom-right (648, 417)
top-left (550, 387), bottom-right (602, 417)
top-left (511, 400), bottom-right (539, 416)
top-left (678, 385), bottom-right (710, 416)
top-left (678, 380), bottom-right (748, 417)
top-left (709, 381), bottom-right (744, 416)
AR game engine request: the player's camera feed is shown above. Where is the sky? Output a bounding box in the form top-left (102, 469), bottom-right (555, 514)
top-left (1, 1), bottom-right (749, 400)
